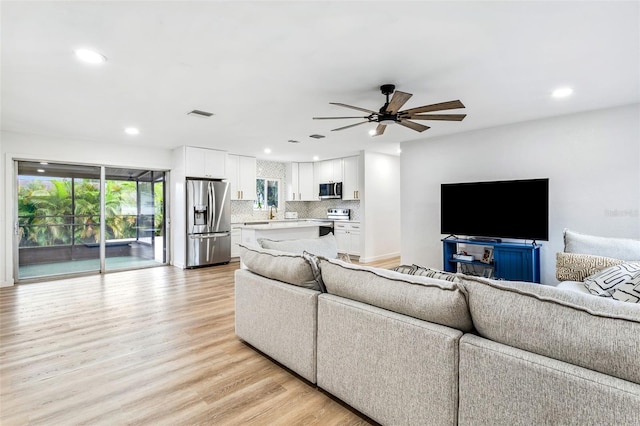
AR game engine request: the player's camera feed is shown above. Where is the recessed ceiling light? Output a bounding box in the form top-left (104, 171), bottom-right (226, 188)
top-left (37, 169), bottom-right (45, 173)
top-left (368, 129), bottom-right (377, 136)
top-left (74, 48), bottom-right (107, 64)
top-left (552, 87), bottom-right (573, 98)
top-left (40, 162), bottom-right (48, 165)
top-left (313, 156), bottom-right (319, 161)
top-left (124, 127), bottom-right (140, 135)
top-left (397, 148), bottom-right (402, 154)
top-left (264, 148), bottom-right (272, 154)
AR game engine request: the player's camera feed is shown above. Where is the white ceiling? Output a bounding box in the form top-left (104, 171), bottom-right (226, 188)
top-left (2, 1), bottom-right (639, 163)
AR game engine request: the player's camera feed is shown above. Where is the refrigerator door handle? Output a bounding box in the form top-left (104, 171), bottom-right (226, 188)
top-left (189, 232), bottom-right (231, 239)
top-left (208, 182), bottom-right (215, 230)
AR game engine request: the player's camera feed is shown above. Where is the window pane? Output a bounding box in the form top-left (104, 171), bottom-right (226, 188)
top-left (254, 178), bottom-right (265, 209)
top-left (267, 180), bottom-right (278, 208)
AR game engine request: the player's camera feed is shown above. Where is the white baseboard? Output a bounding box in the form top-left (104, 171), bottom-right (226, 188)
top-left (1, 280), bottom-right (15, 288)
top-left (358, 251), bottom-right (400, 264)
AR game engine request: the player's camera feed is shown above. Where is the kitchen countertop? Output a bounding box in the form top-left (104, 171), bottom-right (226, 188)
top-left (233, 218), bottom-right (333, 226)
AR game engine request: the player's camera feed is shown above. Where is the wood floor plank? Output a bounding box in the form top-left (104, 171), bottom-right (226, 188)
top-left (0, 257), bottom-right (398, 425)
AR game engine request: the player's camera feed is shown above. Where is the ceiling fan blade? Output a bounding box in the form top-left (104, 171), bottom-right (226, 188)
top-left (398, 120), bottom-right (430, 132)
top-left (385, 91), bottom-right (413, 114)
top-left (329, 102), bottom-right (378, 114)
top-left (402, 114), bottom-right (467, 121)
top-left (399, 100), bottom-right (465, 115)
top-left (331, 121), bottom-right (370, 131)
top-left (313, 116), bottom-right (369, 120)
top-left (373, 124), bottom-right (386, 136)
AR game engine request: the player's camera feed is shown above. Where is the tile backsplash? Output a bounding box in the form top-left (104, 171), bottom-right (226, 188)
top-left (230, 159), bottom-right (361, 223)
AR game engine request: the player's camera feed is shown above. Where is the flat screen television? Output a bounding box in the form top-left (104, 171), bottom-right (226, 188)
top-left (441, 178), bottom-right (549, 241)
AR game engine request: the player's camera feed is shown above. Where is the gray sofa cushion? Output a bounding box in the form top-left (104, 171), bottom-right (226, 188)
top-left (239, 244), bottom-right (322, 291)
top-left (459, 334), bottom-right (640, 426)
top-left (317, 294), bottom-right (463, 426)
top-left (234, 269), bottom-right (319, 383)
top-left (462, 276), bottom-right (640, 384)
top-left (258, 233), bottom-right (338, 259)
top-left (563, 228), bottom-right (640, 261)
top-left (318, 258), bottom-right (473, 332)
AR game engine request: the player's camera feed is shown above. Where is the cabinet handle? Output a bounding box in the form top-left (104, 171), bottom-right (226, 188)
top-left (241, 190), bottom-right (243, 199)
top-left (293, 193), bottom-right (296, 200)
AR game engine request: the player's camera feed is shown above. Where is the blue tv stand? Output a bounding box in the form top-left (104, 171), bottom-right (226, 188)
top-left (442, 238), bottom-right (541, 283)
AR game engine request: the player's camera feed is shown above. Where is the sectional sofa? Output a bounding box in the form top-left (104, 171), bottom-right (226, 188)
top-left (234, 240), bottom-right (640, 425)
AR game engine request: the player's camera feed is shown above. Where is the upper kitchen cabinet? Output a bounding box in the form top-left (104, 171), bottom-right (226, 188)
top-left (314, 158), bottom-right (343, 185)
top-left (286, 162), bottom-right (316, 201)
top-left (183, 146), bottom-right (226, 178)
top-left (342, 155), bottom-right (362, 200)
top-left (226, 154), bottom-right (257, 201)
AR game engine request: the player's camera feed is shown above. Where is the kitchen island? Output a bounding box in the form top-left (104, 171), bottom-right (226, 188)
top-left (237, 220), bottom-right (332, 248)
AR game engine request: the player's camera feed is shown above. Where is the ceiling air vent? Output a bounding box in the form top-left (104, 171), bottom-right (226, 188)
top-left (187, 109), bottom-right (214, 118)
top-left (309, 134), bottom-right (325, 139)
top-left (287, 139), bottom-right (301, 144)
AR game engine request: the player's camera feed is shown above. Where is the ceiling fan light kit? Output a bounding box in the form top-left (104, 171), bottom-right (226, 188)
top-left (313, 84), bottom-right (466, 136)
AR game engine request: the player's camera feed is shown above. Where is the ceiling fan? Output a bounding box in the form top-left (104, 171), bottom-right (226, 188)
top-left (313, 84), bottom-right (466, 136)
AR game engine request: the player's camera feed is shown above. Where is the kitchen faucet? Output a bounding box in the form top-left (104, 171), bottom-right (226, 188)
top-left (269, 205), bottom-right (277, 220)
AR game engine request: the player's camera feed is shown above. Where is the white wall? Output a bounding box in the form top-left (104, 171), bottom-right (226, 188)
top-left (361, 151), bottom-right (401, 262)
top-left (0, 130), bottom-right (173, 285)
top-left (400, 104), bottom-right (640, 285)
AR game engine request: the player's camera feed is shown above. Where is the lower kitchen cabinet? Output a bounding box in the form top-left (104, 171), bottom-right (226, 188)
top-left (231, 226), bottom-right (242, 259)
top-left (334, 222), bottom-right (360, 256)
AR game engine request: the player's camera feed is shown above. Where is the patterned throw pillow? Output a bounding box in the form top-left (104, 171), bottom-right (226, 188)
top-left (611, 279), bottom-right (640, 303)
top-left (412, 265), bottom-right (461, 283)
top-left (302, 251), bottom-right (326, 292)
top-left (583, 263), bottom-right (640, 302)
top-left (390, 264), bottom-right (417, 275)
top-left (389, 264), bottom-right (460, 283)
top-left (555, 252), bottom-right (625, 282)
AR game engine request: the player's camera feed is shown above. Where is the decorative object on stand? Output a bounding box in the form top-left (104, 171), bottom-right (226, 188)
top-left (313, 84), bottom-right (466, 136)
top-left (481, 247), bottom-right (494, 264)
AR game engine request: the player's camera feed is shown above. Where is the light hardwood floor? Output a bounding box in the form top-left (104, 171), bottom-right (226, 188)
top-left (0, 257), bottom-right (400, 425)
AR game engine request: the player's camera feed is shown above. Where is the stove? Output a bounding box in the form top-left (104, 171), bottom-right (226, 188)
top-left (327, 208), bottom-right (350, 221)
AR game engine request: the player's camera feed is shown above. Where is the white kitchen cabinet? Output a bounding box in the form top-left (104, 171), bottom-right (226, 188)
top-left (342, 155), bottom-right (361, 200)
top-left (184, 146), bottom-right (226, 178)
top-left (314, 158), bottom-right (343, 185)
top-left (334, 221), bottom-right (361, 256)
top-left (286, 162), bottom-right (316, 201)
top-left (298, 162), bottom-right (315, 200)
top-left (226, 154), bottom-right (257, 201)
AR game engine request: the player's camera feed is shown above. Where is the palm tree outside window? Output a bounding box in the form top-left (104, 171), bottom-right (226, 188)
top-left (254, 178), bottom-right (279, 210)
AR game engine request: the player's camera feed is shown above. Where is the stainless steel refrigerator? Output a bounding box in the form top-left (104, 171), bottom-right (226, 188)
top-left (186, 178), bottom-right (231, 268)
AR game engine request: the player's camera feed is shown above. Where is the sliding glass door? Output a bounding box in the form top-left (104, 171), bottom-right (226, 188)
top-left (16, 161), bottom-right (167, 281)
top-left (103, 168), bottom-right (166, 271)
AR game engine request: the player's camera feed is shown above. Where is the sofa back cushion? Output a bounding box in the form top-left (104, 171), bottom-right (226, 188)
top-left (462, 276), bottom-right (640, 384)
top-left (318, 258), bottom-right (473, 332)
top-left (563, 228), bottom-right (640, 261)
top-left (239, 244), bottom-right (323, 291)
top-left (259, 233), bottom-right (338, 259)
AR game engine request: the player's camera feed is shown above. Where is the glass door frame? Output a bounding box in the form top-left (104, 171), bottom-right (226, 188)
top-left (14, 160), bottom-right (170, 282)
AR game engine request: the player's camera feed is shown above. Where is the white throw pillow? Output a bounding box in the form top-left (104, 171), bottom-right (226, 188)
top-left (258, 233), bottom-right (338, 259)
top-left (583, 263), bottom-right (640, 301)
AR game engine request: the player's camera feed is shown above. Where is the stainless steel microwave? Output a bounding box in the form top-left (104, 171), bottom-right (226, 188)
top-left (319, 182), bottom-right (342, 199)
